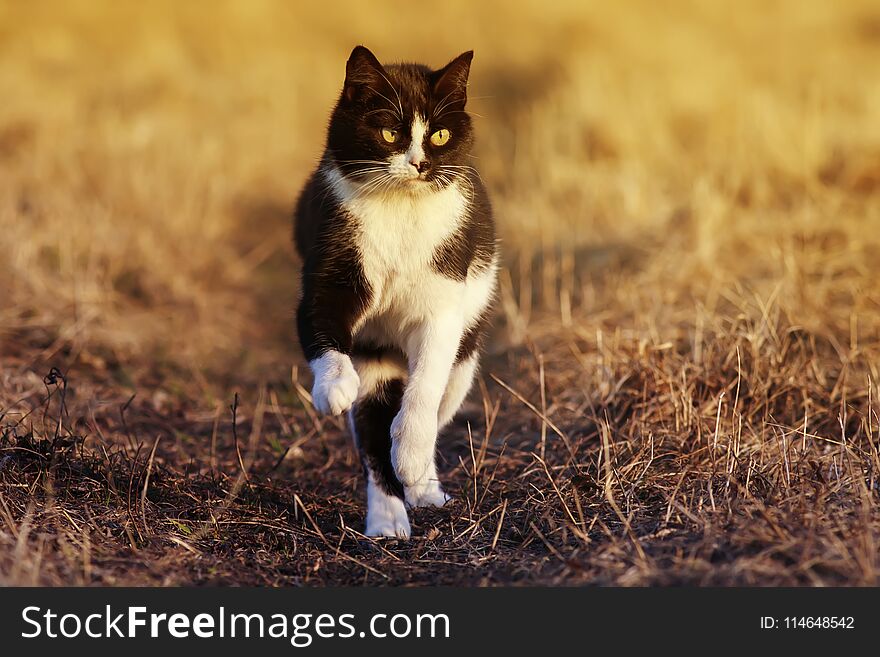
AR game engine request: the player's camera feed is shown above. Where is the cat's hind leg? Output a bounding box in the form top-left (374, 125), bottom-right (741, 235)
top-left (350, 358), bottom-right (410, 538)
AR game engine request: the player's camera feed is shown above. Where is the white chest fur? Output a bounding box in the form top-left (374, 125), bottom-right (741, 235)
top-left (351, 181), bottom-right (466, 289)
top-left (322, 166), bottom-right (483, 336)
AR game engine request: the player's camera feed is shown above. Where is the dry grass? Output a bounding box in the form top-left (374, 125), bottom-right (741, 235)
top-left (2, 0), bottom-right (880, 585)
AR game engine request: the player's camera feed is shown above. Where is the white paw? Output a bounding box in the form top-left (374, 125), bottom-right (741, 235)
top-left (390, 411), bottom-right (438, 488)
top-left (365, 482), bottom-right (411, 539)
top-left (365, 514), bottom-right (411, 539)
top-left (405, 479), bottom-right (451, 508)
top-left (309, 351), bottom-right (360, 416)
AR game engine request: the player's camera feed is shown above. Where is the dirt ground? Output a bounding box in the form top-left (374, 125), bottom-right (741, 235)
top-left (4, 308), bottom-right (880, 586)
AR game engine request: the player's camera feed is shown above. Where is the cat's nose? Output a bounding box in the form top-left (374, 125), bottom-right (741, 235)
top-left (409, 157), bottom-right (429, 174)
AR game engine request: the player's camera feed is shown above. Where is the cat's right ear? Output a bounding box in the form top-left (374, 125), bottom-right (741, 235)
top-left (431, 51), bottom-right (473, 109)
top-left (343, 45), bottom-right (387, 104)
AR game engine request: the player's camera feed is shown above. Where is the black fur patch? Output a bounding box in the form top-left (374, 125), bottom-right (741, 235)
top-left (456, 307), bottom-right (493, 363)
top-left (431, 171), bottom-right (497, 280)
top-left (294, 179), bottom-right (372, 361)
top-left (351, 340), bottom-right (407, 362)
top-left (352, 378), bottom-right (406, 500)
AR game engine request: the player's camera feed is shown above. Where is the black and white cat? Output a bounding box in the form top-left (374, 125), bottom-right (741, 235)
top-left (293, 46), bottom-right (497, 538)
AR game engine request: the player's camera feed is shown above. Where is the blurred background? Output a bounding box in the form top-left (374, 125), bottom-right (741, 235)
top-left (1, 0), bottom-right (879, 389)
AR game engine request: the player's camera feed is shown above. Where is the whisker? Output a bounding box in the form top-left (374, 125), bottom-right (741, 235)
top-left (338, 167), bottom-right (389, 175)
top-left (365, 108), bottom-right (400, 118)
top-left (364, 85), bottom-right (403, 121)
top-left (436, 167), bottom-right (478, 200)
top-left (437, 164), bottom-right (484, 184)
top-left (431, 89), bottom-right (459, 120)
top-left (438, 109), bottom-right (485, 119)
top-left (334, 159), bottom-right (389, 166)
top-left (375, 70), bottom-right (404, 119)
top-left (338, 165), bottom-right (390, 172)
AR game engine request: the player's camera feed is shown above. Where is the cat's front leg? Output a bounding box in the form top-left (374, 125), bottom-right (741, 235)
top-left (296, 250), bottom-right (369, 417)
top-left (391, 313), bottom-right (461, 508)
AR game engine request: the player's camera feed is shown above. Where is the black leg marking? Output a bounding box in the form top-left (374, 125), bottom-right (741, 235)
top-left (352, 378), bottom-right (405, 500)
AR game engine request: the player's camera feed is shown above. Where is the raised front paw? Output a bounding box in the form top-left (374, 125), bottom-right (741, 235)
top-left (310, 351), bottom-right (360, 416)
top-left (390, 411), bottom-right (438, 488)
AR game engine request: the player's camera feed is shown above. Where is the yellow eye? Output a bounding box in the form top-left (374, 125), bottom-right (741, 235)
top-left (430, 128), bottom-right (451, 146)
top-left (381, 128), bottom-right (398, 143)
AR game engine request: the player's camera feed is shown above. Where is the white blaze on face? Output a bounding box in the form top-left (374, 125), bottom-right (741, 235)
top-left (386, 114), bottom-right (429, 182)
top-left (406, 115), bottom-right (428, 170)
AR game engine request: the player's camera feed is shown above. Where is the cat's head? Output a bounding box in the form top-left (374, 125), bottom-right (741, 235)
top-left (325, 46), bottom-right (475, 193)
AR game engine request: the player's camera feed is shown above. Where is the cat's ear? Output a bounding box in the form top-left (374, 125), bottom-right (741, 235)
top-left (431, 51), bottom-right (473, 109)
top-left (343, 45), bottom-right (388, 103)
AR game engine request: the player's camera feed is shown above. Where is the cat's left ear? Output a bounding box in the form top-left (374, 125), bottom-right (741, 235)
top-left (343, 45), bottom-right (389, 104)
top-left (431, 51), bottom-right (473, 109)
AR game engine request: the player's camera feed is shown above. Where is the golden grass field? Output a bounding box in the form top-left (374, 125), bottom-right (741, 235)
top-left (2, 0), bottom-right (880, 585)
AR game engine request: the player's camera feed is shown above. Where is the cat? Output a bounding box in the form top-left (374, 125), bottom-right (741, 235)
top-left (293, 45), bottom-right (498, 538)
